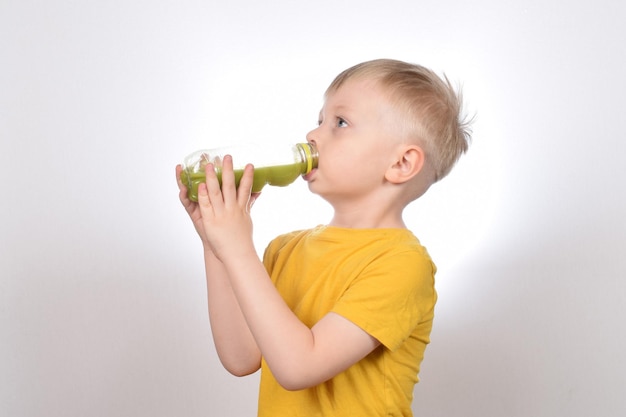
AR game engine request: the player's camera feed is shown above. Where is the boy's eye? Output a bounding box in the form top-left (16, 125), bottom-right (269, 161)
top-left (337, 118), bottom-right (348, 127)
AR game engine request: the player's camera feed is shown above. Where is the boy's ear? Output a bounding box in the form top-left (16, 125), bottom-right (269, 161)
top-left (385, 145), bottom-right (425, 184)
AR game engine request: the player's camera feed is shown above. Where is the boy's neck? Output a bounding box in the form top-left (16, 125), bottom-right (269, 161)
top-left (320, 184), bottom-right (411, 229)
top-left (328, 206), bottom-right (407, 229)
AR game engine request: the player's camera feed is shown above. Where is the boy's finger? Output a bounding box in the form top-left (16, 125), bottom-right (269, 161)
top-left (196, 182), bottom-right (211, 209)
top-left (203, 162), bottom-right (225, 211)
top-left (176, 165), bottom-right (195, 208)
top-left (175, 165), bottom-right (185, 190)
top-left (220, 155), bottom-right (237, 204)
top-left (237, 164), bottom-right (254, 207)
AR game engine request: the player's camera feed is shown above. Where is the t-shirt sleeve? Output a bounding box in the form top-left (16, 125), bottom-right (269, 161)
top-left (331, 250), bottom-right (436, 351)
top-left (262, 230), bottom-right (301, 275)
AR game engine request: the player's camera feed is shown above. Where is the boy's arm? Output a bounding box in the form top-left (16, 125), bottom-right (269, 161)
top-left (176, 165), bottom-right (261, 376)
top-left (198, 157), bottom-right (381, 390)
top-left (204, 248), bottom-right (261, 376)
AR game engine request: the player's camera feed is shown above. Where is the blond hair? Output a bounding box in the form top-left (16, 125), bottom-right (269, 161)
top-left (326, 59), bottom-right (472, 183)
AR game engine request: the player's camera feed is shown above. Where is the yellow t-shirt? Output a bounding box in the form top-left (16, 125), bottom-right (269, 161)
top-left (258, 226), bottom-right (437, 417)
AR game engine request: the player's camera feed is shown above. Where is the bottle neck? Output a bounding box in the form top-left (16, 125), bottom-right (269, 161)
top-left (296, 143), bottom-right (319, 174)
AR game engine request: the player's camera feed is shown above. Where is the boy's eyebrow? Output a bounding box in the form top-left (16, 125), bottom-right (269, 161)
top-left (323, 103), bottom-right (350, 114)
top-left (318, 103), bottom-right (351, 122)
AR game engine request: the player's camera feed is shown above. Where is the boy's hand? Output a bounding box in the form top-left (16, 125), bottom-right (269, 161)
top-left (196, 155), bottom-right (258, 261)
top-left (175, 161), bottom-right (260, 250)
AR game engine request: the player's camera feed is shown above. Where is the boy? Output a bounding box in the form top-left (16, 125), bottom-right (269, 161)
top-left (176, 59), bottom-right (471, 416)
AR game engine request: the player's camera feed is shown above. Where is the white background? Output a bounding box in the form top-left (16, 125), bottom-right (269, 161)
top-left (1, 1), bottom-right (625, 416)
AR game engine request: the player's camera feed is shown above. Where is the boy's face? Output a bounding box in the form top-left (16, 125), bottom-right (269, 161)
top-left (304, 76), bottom-right (404, 205)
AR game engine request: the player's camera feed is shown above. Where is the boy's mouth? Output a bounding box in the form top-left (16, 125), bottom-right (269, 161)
top-left (302, 168), bottom-right (317, 182)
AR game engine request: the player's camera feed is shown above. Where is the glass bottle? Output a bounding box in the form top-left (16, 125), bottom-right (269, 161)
top-left (180, 143), bottom-right (318, 202)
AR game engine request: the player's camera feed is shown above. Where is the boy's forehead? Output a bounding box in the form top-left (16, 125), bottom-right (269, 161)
top-left (322, 77), bottom-right (390, 111)
top-left (319, 97), bottom-right (354, 117)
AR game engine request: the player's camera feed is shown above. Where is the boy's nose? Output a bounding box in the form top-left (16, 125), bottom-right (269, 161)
top-left (305, 128), bottom-right (318, 146)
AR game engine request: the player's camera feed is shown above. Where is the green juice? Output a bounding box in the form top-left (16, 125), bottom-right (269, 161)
top-left (181, 163), bottom-right (305, 202)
